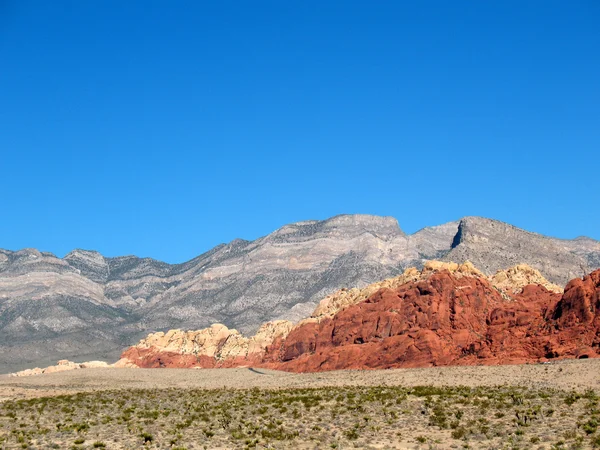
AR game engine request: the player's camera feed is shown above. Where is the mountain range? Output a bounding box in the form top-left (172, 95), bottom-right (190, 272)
top-left (1, 214), bottom-right (599, 372)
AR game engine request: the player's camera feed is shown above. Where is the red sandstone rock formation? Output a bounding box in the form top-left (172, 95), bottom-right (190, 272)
top-left (118, 266), bottom-right (600, 372)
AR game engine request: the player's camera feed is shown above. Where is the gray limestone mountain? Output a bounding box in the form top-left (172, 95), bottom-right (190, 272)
top-left (444, 217), bottom-right (600, 284)
top-left (1, 214), bottom-right (599, 373)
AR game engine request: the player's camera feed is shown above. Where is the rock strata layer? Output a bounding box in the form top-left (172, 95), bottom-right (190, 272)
top-left (118, 263), bottom-right (599, 372)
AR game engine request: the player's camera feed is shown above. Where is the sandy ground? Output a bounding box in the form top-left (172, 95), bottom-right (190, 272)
top-left (1, 358), bottom-right (598, 402)
top-left (1, 360), bottom-right (599, 449)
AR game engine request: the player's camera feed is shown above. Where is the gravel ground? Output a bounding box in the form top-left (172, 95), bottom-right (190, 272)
top-left (1, 358), bottom-right (599, 402)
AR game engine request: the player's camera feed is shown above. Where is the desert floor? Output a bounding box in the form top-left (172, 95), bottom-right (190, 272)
top-left (0, 359), bottom-right (599, 449)
top-left (2, 359), bottom-right (600, 400)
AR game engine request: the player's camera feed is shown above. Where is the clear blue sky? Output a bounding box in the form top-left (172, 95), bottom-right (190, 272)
top-left (1, 1), bottom-right (598, 262)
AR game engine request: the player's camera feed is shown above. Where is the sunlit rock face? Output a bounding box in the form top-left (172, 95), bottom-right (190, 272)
top-left (1, 214), bottom-right (599, 372)
top-left (443, 217), bottom-right (599, 286)
top-left (119, 268), bottom-right (600, 373)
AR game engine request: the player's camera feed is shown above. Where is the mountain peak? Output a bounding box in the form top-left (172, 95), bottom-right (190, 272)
top-left (64, 248), bottom-right (109, 283)
top-left (270, 214), bottom-right (404, 243)
top-left (321, 214), bottom-right (404, 235)
top-left (64, 248), bottom-right (104, 259)
top-left (445, 216), bottom-right (593, 285)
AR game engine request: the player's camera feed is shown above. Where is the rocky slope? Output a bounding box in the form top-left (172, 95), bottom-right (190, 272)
top-left (1, 214), bottom-right (599, 372)
top-left (118, 264), bottom-right (600, 371)
top-left (444, 217), bottom-right (599, 285)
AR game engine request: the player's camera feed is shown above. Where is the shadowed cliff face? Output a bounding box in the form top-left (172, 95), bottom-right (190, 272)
top-left (119, 268), bottom-right (600, 372)
top-left (1, 214), bottom-right (599, 372)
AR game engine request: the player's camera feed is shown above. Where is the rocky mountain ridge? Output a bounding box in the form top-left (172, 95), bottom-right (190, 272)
top-left (1, 214), bottom-right (599, 372)
top-left (9, 261), bottom-right (567, 376)
top-left (116, 263), bottom-right (600, 372)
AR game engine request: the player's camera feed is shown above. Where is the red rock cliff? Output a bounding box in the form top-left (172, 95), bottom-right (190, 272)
top-left (118, 266), bottom-right (600, 372)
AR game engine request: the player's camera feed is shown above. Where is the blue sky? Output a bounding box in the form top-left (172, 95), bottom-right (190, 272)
top-left (1, 1), bottom-right (598, 262)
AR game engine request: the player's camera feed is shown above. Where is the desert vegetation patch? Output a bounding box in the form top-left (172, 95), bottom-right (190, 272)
top-left (1, 385), bottom-right (599, 449)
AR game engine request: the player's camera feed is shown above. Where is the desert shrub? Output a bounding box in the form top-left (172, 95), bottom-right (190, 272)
top-left (565, 392), bottom-right (581, 406)
top-left (583, 418), bottom-right (599, 435)
top-left (592, 434), bottom-right (600, 448)
top-left (429, 404), bottom-right (448, 428)
top-left (452, 427), bottom-right (468, 439)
